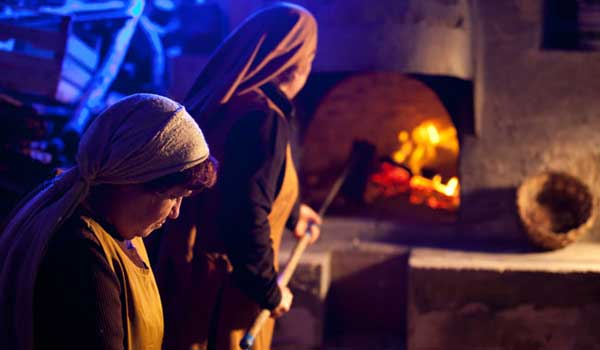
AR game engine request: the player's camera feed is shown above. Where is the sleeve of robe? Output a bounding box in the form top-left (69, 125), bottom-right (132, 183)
top-left (219, 107), bottom-right (292, 310)
top-left (34, 217), bottom-right (125, 350)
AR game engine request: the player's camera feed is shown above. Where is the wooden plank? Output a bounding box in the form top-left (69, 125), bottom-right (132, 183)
top-left (0, 50), bottom-right (60, 72)
top-left (0, 16), bottom-right (84, 102)
top-left (65, 35), bottom-right (99, 71)
top-left (0, 20), bottom-right (67, 52)
top-left (0, 50), bottom-right (61, 97)
top-left (61, 55), bottom-right (92, 89)
top-left (56, 78), bottom-right (81, 104)
top-left (0, 71), bottom-right (59, 97)
top-left (53, 16), bottom-right (70, 66)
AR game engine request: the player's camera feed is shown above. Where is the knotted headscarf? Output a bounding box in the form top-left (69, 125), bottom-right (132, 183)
top-left (0, 93), bottom-right (210, 350)
top-left (184, 2), bottom-right (317, 124)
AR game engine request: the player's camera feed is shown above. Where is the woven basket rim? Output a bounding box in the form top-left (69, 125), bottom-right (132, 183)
top-left (516, 171), bottom-right (595, 250)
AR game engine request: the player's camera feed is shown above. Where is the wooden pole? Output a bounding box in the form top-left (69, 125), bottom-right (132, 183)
top-left (239, 231), bottom-right (312, 350)
top-left (239, 140), bottom-right (371, 350)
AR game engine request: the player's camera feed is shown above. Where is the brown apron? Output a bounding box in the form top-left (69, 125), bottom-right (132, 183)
top-left (82, 216), bottom-right (164, 350)
top-left (159, 144), bottom-right (299, 350)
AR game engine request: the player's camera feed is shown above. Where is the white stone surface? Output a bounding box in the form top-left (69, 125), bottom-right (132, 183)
top-left (410, 242), bottom-right (600, 273)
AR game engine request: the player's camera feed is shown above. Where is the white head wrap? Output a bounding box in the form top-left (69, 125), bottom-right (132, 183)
top-left (0, 93), bottom-right (209, 350)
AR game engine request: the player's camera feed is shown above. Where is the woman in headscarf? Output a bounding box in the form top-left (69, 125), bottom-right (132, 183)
top-left (157, 3), bottom-right (321, 350)
top-left (0, 93), bottom-right (217, 350)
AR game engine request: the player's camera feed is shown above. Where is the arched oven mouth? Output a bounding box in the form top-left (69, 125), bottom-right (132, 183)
top-left (295, 71), bottom-right (472, 225)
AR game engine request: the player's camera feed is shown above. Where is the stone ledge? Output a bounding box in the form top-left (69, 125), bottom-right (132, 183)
top-left (410, 242), bottom-right (600, 273)
top-left (276, 236), bottom-right (410, 349)
top-left (274, 243), bottom-right (332, 350)
top-left (408, 243), bottom-right (600, 350)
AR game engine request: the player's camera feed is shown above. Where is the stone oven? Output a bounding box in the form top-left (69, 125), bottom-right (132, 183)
top-left (268, 0), bottom-right (600, 249)
top-left (297, 71), bottom-right (467, 225)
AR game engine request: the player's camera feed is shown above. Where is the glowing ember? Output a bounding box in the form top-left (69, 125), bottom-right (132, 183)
top-left (368, 121), bottom-right (460, 211)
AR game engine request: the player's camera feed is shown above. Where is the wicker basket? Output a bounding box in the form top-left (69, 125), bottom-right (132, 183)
top-left (516, 171), bottom-right (595, 250)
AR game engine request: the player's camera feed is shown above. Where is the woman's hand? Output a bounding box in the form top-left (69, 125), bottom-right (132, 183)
top-left (271, 285), bottom-right (294, 318)
top-left (293, 203), bottom-right (322, 244)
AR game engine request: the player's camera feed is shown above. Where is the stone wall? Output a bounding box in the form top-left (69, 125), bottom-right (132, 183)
top-left (221, 0), bottom-right (472, 78)
top-left (461, 0), bottom-right (600, 243)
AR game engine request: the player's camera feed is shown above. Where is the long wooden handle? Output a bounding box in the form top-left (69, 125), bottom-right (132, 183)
top-left (239, 309), bottom-right (271, 350)
top-left (277, 231), bottom-right (311, 287)
top-left (240, 140), bottom-right (363, 349)
top-left (239, 232), bottom-right (312, 350)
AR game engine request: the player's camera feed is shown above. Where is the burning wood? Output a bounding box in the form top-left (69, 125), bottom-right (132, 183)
top-left (366, 121), bottom-right (460, 211)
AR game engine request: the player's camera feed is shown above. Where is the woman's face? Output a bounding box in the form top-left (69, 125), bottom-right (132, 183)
top-left (278, 52), bottom-right (315, 99)
top-left (109, 185), bottom-right (192, 239)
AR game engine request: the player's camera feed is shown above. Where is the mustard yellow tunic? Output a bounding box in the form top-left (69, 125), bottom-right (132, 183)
top-left (83, 217), bottom-right (164, 350)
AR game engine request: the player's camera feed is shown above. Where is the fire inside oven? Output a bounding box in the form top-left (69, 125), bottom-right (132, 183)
top-left (298, 72), bottom-right (465, 222)
top-left (367, 120), bottom-right (459, 211)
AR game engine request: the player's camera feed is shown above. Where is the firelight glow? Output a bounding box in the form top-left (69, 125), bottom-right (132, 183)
top-left (368, 120), bottom-right (460, 211)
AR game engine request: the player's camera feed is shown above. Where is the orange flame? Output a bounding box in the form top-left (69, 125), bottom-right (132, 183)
top-left (368, 120), bottom-right (460, 211)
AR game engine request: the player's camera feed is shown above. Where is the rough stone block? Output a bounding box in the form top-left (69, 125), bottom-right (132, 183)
top-left (273, 233), bottom-right (410, 350)
top-left (273, 244), bottom-right (331, 350)
top-left (408, 243), bottom-right (600, 350)
top-left (327, 242), bottom-right (409, 337)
